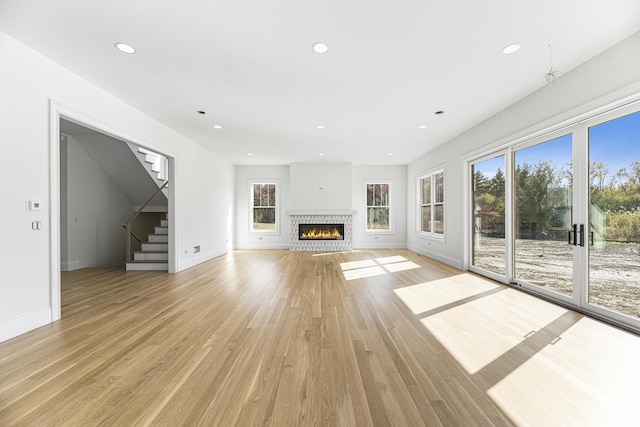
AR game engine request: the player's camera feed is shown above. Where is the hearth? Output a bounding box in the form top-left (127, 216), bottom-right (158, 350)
top-left (299, 224), bottom-right (344, 240)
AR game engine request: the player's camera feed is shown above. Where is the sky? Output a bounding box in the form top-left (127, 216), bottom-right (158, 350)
top-left (474, 110), bottom-right (640, 181)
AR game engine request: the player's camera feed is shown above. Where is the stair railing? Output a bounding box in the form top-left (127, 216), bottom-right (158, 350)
top-left (123, 181), bottom-right (169, 263)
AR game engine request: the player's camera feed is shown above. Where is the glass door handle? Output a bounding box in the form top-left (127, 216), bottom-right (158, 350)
top-left (579, 224), bottom-right (585, 247)
top-left (568, 224), bottom-right (578, 246)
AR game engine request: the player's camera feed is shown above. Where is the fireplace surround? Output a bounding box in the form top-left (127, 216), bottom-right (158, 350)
top-left (288, 211), bottom-right (355, 251)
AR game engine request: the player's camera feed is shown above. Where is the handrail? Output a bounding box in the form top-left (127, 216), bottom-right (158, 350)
top-left (124, 181), bottom-right (169, 262)
top-left (121, 224), bottom-right (143, 243)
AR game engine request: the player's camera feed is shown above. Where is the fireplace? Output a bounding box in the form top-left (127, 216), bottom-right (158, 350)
top-left (299, 224), bottom-right (344, 240)
top-left (288, 211), bottom-right (355, 251)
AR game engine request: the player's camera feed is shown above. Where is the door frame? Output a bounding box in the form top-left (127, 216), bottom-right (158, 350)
top-left (464, 89), bottom-right (640, 334)
top-left (49, 100), bottom-right (178, 321)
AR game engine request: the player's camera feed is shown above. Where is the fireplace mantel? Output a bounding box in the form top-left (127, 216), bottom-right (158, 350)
top-left (286, 210), bottom-right (357, 216)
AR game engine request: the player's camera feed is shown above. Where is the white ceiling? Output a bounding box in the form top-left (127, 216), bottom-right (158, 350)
top-left (1, 0), bottom-right (640, 165)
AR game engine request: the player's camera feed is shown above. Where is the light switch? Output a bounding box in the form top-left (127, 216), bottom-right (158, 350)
top-left (27, 200), bottom-right (40, 211)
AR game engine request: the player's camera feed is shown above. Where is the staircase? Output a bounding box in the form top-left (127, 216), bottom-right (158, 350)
top-left (124, 144), bottom-right (170, 271)
top-left (127, 143), bottom-right (169, 199)
top-left (126, 216), bottom-right (169, 271)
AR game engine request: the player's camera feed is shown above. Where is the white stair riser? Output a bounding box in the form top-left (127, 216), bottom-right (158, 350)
top-left (155, 227), bottom-right (168, 235)
top-left (142, 243), bottom-right (168, 251)
top-left (126, 262), bottom-right (168, 271)
top-left (148, 235), bottom-right (168, 243)
top-left (134, 252), bottom-right (168, 261)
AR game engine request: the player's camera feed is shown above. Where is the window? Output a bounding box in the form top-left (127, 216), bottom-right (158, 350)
top-left (418, 169), bottom-right (444, 237)
top-left (365, 182), bottom-right (391, 232)
top-left (250, 182), bottom-right (278, 233)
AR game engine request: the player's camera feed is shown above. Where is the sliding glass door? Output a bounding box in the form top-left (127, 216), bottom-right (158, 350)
top-left (471, 154), bottom-right (507, 279)
top-left (513, 134), bottom-right (574, 298)
top-left (468, 102), bottom-right (640, 332)
top-left (586, 110), bottom-right (640, 322)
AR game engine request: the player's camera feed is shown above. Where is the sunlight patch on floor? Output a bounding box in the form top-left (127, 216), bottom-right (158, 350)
top-left (341, 256), bottom-right (419, 281)
top-left (383, 261), bottom-right (420, 273)
top-left (488, 316), bottom-right (640, 426)
top-left (342, 266), bottom-right (386, 280)
top-left (421, 288), bottom-right (567, 374)
top-left (393, 273), bottom-right (499, 315)
top-left (340, 259), bottom-right (377, 271)
top-left (375, 256), bottom-right (408, 265)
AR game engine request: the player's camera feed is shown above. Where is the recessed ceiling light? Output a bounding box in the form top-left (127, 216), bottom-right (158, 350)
top-left (418, 124), bottom-right (427, 129)
top-left (197, 110), bottom-right (206, 115)
top-left (502, 43), bottom-right (521, 54)
top-left (248, 153), bottom-right (254, 156)
top-left (316, 125), bottom-right (325, 129)
top-left (318, 153), bottom-right (324, 156)
top-left (388, 152), bottom-right (395, 156)
top-left (312, 42), bottom-right (329, 54)
top-left (435, 111), bottom-right (444, 115)
top-left (213, 125), bottom-right (222, 129)
top-left (114, 42), bottom-right (136, 54)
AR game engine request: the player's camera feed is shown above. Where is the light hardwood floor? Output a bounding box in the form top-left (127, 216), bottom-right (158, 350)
top-left (1, 249), bottom-right (640, 426)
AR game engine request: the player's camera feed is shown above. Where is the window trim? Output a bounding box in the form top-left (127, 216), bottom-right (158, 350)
top-left (364, 180), bottom-right (393, 234)
top-left (249, 180), bottom-right (280, 235)
top-left (417, 167), bottom-right (445, 240)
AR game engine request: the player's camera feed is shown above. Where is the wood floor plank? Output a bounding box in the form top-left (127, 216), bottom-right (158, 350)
top-left (2, 249), bottom-right (640, 426)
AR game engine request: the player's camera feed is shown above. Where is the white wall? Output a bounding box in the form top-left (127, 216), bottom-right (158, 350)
top-left (234, 164), bottom-right (408, 249)
top-left (407, 31), bottom-right (640, 269)
top-left (290, 162), bottom-right (352, 211)
top-left (235, 165), bottom-right (290, 249)
top-left (0, 31), bottom-right (234, 343)
top-left (61, 136), bottom-right (134, 270)
top-left (352, 165), bottom-right (407, 249)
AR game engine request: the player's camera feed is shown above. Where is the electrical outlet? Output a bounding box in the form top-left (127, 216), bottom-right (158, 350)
top-left (194, 245), bottom-right (200, 254)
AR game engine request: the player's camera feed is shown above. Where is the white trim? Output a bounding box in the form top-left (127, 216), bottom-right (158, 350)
top-left (363, 180), bottom-right (393, 234)
top-left (49, 103), bottom-right (61, 322)
top-left (353, 243), bottom-right (407, 249)
top-left (461, 86), bottom-right (640, 334)
top-left (249, 180), bottom-right (280, 235)
top-left (51, 100), bottom-right (179, 291)
top-left (61, 260), bottom-right (80, 271)
top-left (178, 247), bottom-right (228, 271)
top-left (0, 308), bottom-right (51, 344)
top-left (407, 244), bottom-right (462, 270)
top-left (416, 166), bottom-right (445, 241)
top-left (235, 243), bottom-right (291, 250)
top-left (287, 210), bottom-right (357, 216)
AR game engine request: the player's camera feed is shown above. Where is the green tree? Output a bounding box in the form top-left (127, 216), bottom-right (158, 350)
top-left (515, 161), bottom-right (557, 238)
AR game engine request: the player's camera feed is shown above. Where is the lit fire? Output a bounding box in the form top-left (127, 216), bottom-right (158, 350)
top-left (300, 227), bottom-right (343, 239)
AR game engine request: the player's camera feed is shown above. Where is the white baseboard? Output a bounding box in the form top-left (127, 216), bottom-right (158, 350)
top-left (234, 243), bottom-right (290, 250)
top-left (61, 260), bottom-right (80, 271)
top-left (353, 243), bottom-right (407, 250)
top-left (177, 247), bottom-right (228, 272)
top-left (407, 244), bottom-right (463, 270)
top-left (0, 307), bottom-right (52, 344)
